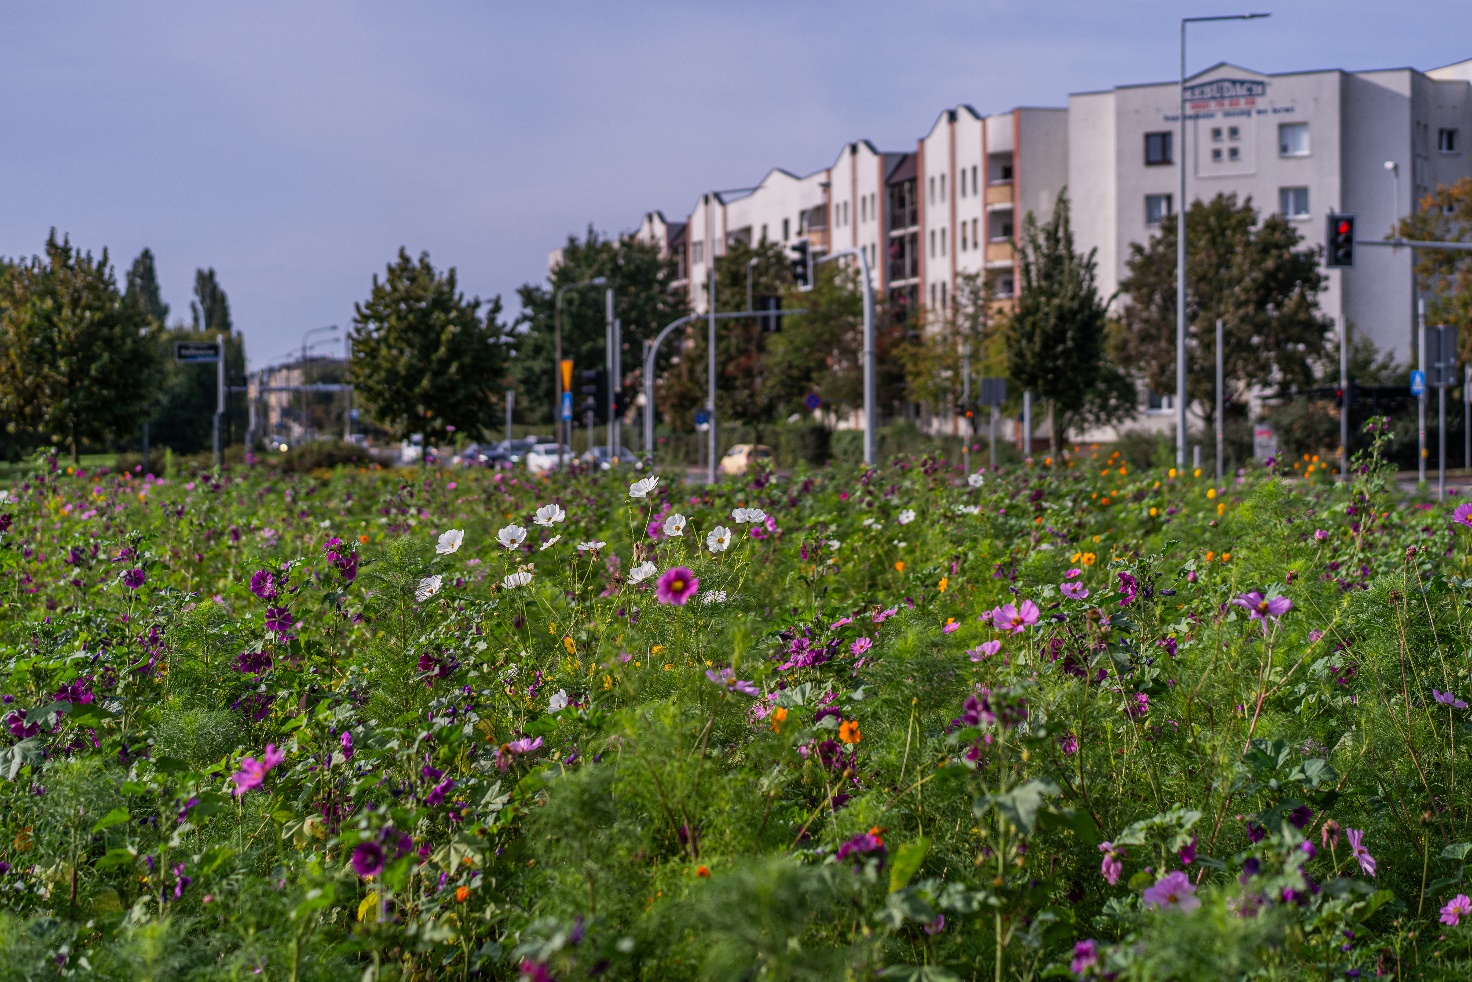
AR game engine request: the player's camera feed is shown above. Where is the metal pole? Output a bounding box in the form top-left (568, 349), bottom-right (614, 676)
top-left (612, 318), bottom-right (622, 461)
top-left (1215, 318), bottom-right (1224, 481)
top-left (707, 264), bottom-right (717, 484)
top-left (812, 247), bottom-right (877, 466)
top-left (1419, 299), bottom-right (1427, 485)
top-left (1339, 317), bottom-right (1349, 479)
top-left (214, 331), bottom-right (225, 467)
top-left (989, 405), bottom-right (998, 470)
top-left (344, 337), bottom-right (352, 442)
top-left (606, 288), bottom-right (615, 464)
top-left (961, 341), bottom-right (971, 475)
top-left (1440, 368), bottom-right (1447, 502)
top-left (747, 256), bottom-right (758, 315)
top-left (554, 289), bottom-right (564, 461)
top-left (1023, 390), bottom-right (1032, 457)
top-left (505, 389), bottom-right (514, 444)
top-left (1176, 18), bottom-right (1188, 468)
top-left (642, 339), bottom-right (653, 458)
top-left (1465, 363), bottom-right (1470, 474)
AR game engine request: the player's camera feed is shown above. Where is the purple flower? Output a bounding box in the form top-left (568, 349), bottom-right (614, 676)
top-left (352, 841), bottom-right (385, 878)
top-left (1098, 842), bottom-right (1124, 885)
top-left (1070, 939), bottom-right (1099, 977)
top-left (264, 606), bottom-right (294, 639)
top-left (1454, 503), bottom-right (1472, 529)
top-left (942, 621), bottom-right (959, 634)
top-left (1126, 692), bottom-right (1149, 717)
top-left (230, 744), bottom-right (285, 796)
top-left (991, 600), bottom-right (1040, 634)
top-left (1158, 636), bottom-right (1178, 658)
top-left (1060, 733), bottom-right (1079, 755)
top-left (850, 637), bottom-right (873, 657)
top-left (340, 731), bottom-right (354, 760)
top-left (1314, 528), bottom-right (1329, 541)
top-left (1288, 805), bottom-right (1314, 829)
top-left (170, 862), bottom-right (192, 899)
top-left (426, 778), bottom-right (456, 806)
top-left (1060, 581), bottom-right (1089, 600)
top-left (1117, 572), bottom-right (1138, 606)
top-left (1142, 870), bottom-right (1199, 910)
top-left (968, 640), bottom-right (1001, 662)
top-left (1442, 893), bottom-right (1472, 926)
top-left (234, 649), bottom-right (272, 676)
top-left (655, 566), bottom-right (699, 605)
top-left (122, 567), bottom-right (145, 589)
top-left (1179, 835), bottom-right (1197, 865)
top-left (249, 569), bottom-right (277, 600)
top-left (1434, 689), bottom-right (1469, 709)
top-left (835, 831), bottom-right (885, 862)
top-left (1245, 822), bottom-right (1266, 843)
top-left (1300, 841), bottom-right (1318, 859)
top-left (705, 667), bottom-right (760, 697)
top-left (519, 959), bottom-right (553, 982)
top-left (1232, 591), bottom-right (1292, 633)
top-left (1345, 828), bottom-right (1376, 876)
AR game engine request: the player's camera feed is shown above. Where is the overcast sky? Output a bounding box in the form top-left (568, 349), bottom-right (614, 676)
top-left (1, 1), bottom-right (1465, 369)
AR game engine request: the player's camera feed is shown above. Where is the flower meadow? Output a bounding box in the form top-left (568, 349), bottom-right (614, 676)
top-left (6, 436), bottom-right (1472, 979)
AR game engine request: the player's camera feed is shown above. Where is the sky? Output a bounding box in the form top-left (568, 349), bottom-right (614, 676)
top-left (0, 1), bottom-right (1466, 369)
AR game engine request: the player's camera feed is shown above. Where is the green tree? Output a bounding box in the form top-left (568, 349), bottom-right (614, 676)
top-left (124, 248), bottom-right (169, 329)
top-left (512, 228), bottom-right (686, 425)
top-left (898, 271), bottom-right (995, 416)
top-left (1006, 191), bottom-right (1116, 449)
top-left (1397, 177), bottom-right (1472, 358)
top-left (0, 231), bottom-right (160, 461)
top-left (1118, 192), bottom-right (1331, 429)
top-left (349, 248), bottom-right (510, 446)
top-left (191, 267), bottom-right (232, 333)
top-left (762, 262), bottom-right (869, 422)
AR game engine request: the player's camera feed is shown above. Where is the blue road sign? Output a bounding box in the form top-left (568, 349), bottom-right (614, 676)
top-left (803, 392), bottom-right (821, 411)
top-left (694, 408), bottom-right (711, 426)
top-left (174, 341), bottom-right (221, 363)
top-left (561, 391), bottom-right (574, 420)
top-left (1411, 370), bottom-right (1426, 397)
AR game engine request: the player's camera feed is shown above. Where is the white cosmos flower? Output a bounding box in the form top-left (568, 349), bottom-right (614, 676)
top-left (629, 476), bottom-right (660, 498)
top-left (436, 529), bottom-right (465, 554)
top-left (967, 472), bottom-right (985, 488)
top-left (663, 513), bottom-right (687, 537)
top-left (539, 535), bottom-right (561, 551)
top-left (576, 540), bottom-right (606, 552)
top-left (415, 575), bottom-right (443, 601)
top-left (958, 504), bottom-right (981, 515)
top-left (826, 539), bottom-right (841, 550)
top-left (861, 517), bottom-right (879, 528)
top-left (497, 524), bottom-right (527, 549)
top-left (502, 570), bottom-right (533, 588)
top-left (706, 526), bottom-right (732, 553)
top-left (700, 590), bottom-right (727, 605)
top-left (731, 507), bottom-right (767, 524)
top-left (897, 509), bottom-right (916, 525)
top-left (548, 689), bottom-right (569, 712)
top-left (628, 561), bottom-right (657, 584)
top-left (534, 503), bottom-right (565, 527)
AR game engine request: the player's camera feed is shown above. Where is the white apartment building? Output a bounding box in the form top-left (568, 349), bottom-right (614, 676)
top-left (1070, 58), bottom-right (1472, 367)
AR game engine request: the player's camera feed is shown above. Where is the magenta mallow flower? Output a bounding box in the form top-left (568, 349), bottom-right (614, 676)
top-left (122, 567), bottom-right (146, 589)
top-left (249, 569), bottom-right (277, 601)
top-left (706, 667), bottom-right (760, 697)
top-left (1454, 503), bottom-right (1472, 529)
top-left (655, 566), bottom-right (699, 605)
top-left (1232, 591), bottom-right (1292, 632)
top-left (230, 744), bottom-right (285, 796)
top-left (1345, 827), bottom-right (1376, 876)
top-left (1142, 870), bottom-right (1199, 910)
top-left (1070, 939), bottom-right (1099, 977)
top-left (968, 640), bottom-right (1001, 662)
top-left (1313, 528), bottom-right (1329, 541)
top-left (1098, 841), bottom-right (1124, 885)
top-left (264, 606), bottom-right (294, 639)
top-left (1434, 689), bottom-right (1469, 709)
top-left (1060, 581), bottom-right (1089, 600)
top-left (988, 600), bottom-right (1039, 634)
top-left (340, 731), bottom-right (354, 759)
top-left (352, 841), bottom-right (384, 878)
top-left (1442, 893), bottom-right (1472, 926)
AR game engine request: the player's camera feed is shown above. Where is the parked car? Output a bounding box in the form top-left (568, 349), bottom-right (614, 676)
top-left (579, 446), bottom-right (629, 471)
top-left (719, 443), bottom-right (773, 476)
top-left (525, 443), bottom-right (573, 475)
top-left (454, 442), bottom-right (492, 466)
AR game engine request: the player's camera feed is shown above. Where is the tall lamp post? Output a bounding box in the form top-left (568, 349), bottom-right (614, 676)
top-left (554, 276), bottom-right (608, 469)
top-left (1177, 12), bottom-right (1270, 465)
top-left (300, 325), bottom-right (339, 445)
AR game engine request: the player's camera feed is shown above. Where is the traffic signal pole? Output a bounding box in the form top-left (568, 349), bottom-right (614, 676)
top-left (814, 246), bottom-right (876, 467)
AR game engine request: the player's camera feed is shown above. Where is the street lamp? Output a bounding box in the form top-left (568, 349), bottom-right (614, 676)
top-left (554, 276), bottom-right (607, 468)
top-left (300, 325), bottom-right (339, 445)
top-left (1177, 12), bottom-right (1269, 466)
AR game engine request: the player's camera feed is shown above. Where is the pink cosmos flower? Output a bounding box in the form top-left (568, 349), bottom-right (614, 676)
top-left (993, 600), bottom-right (1040, 634)
top-left (1455, 503), bottom-right (1472, 529)
top-left (1142, 870), bottom-right (1199, 910)
top-left (655, 567), bottom-right (700, 605)
top-left (1345, 828), bottom-right (1376, 876)
top-left (942, 621), bottom-right (959, 634)
top-left (1434, 689), bottom-right (1469, 709)
top-left (1442, 893), bottom-right (1472, 926)
top-left (1098, 841), bottom-right (1124, 885)
top-left (968, 640), bottom-right (1001, 662)
top-left (1060, 581), bottom-right (1089, 600)
top-left (1064, 568), bottom-right (1083, 579)
top-left (850, 637), bottom-right (873, 656)
top-left (231, 744), bottom-right (285, 796)
top-left (873, 606), bottom-right (899, 623)
top-left (706, 667), bottom-right (760, 697)
top-left (1232, 591), bottom-right (1292, 633)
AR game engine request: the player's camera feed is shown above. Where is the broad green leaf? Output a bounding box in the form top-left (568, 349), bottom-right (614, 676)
top-left (91, 807), bottom-right (129, 833)
top-left (889, 837), bottom-right (931, 893)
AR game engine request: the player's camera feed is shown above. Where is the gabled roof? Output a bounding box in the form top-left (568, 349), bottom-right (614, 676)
top-left (886, 152), bottom-right (917, 184)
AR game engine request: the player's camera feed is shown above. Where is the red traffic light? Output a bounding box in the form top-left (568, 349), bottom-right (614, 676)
top-left (1336, 220), bottom-right (1351, 235)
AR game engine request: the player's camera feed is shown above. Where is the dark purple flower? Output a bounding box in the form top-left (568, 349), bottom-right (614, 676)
top-left (340, 731), bottom-right (354, 760)
top-left (1179, 835), bottom-right (1197, 865)
top-left (352, 841), bottom-right (385, 878)
top-left (1071, 939), bottom-right (1099, 977)
top-left (835, 831), bottom-right (885, 862)
top-left (249, 569), bottom-right (277, 601)
top-left (1288, 805), bottom-right (1313, 830)
top-left (0, 514), bottom-right (11, 534)
top-left (264, 606), bottom-right (294, 639)
top-left (234, 649), bottom-right (272, 676)
top-left (1245, 822), bottom-right (1266, 843)
top-left (171, 862), bottom-right (192, 898)
top-left (122, 567), bottom-right (146, 590)
top-left (1117, 572), bottom-right (1138, 606)
top-left (426, 778), bottom-right (456, 806)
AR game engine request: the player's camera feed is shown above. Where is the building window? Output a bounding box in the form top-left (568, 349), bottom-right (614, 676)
top-left (782, 218), bottom-right (790, 241)
top-left (971, 165), bottom-right (979, 193)
top-left (961, 223), bottom-right (969, 251)
top-left (692, 242), bottom-right (704, 264)
top-left (1145, 131), bottom-right (1173, 166)
top-left (1211, 127), bottom-right (1222, 142)
top-left (1212, 148), bottom-right (1223, 162)
top-left (760, 223), bottom-right (768, 241)
top-left (929, 230), bottom-right (935, 257)
top-left (940, 281), bottom-right (947, 309)
top-left (1145, 194), bottom-right (1173, 227)
top-left (1228, 125), bottom-right (1240, 141)
top-left (928, 176), bottom-right (935, 204)
top-left (1279, 122), bottom-right (1309, 157)
top-left (995, 275), bottom-right (1014, 298)
top-left (940, 174), bottom-right (946, 201)
top-left (1146, 391), bottom-right (1171, 412)
top-left (1440, 128), bottom-right (1460, 153)
top-left (1279, 186), bottom-right (1310, 219)
top-left (972, 218), bottom-right (979, 248)
top-left (1228, 146), bottom-right (1240, 161)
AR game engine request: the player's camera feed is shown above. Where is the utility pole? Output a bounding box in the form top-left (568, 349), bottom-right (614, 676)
top-left (1022, 391), bottom-right (1032, 457)
top-left (606, 289), bottom-right (616, 464)
top-left (961, 340), bottom-right (971, 475)
top-left (1215, 318), bottom-right (1224, 481)
top-left (1339, 318), bottom-right (1349, 479)
top-left (214, 332), bottom-right (225, 468)
top-left (707, 263), bottom-right (718, 484)
top-left (1419, 299), bottom-right (1427, 485)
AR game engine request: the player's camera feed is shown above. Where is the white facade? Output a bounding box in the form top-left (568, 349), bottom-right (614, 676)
top-left (1069, 60), bottom-right (1472, 363)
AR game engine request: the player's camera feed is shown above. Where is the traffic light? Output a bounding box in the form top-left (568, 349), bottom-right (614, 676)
top-left (756, 295), bottom-right (783, 332)
top-left (1326, 213), bottom-right (1355, 267)
top-left (578, 368), bottom-right (606, 423)
top-left (790, 239), bottom-right (813, 291)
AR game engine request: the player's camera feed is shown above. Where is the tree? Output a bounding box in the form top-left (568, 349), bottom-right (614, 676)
top-left (349, 249), bottom-right (509, 446)
top-left (512, 228), bottom-right (686, 425)
top-left (1398, 177), bottom-right (1472, 355)
top-left (125, 248), bottom-right (169, 328)
top-left (1006, 191), bottom-right (1115, 449)
top-left (0, 231), bottom-right (160, 460)
top-left (1118, 193), bottom-right (1331, 429)
top-left (762, 262), bottom-right (868, 422)
top-left (898, 271), bottom-right (995, 419)
top-left (191, 267), bottom-right (232, 333)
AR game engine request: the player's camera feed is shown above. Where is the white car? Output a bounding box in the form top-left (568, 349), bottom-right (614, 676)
top-left (525, 443), bottom-right (573, 475)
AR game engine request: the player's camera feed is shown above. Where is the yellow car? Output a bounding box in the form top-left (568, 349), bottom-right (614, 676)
top-left (720, 443), bottom-right (773, 476)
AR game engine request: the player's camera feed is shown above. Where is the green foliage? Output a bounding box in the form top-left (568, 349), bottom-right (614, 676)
top-left (349, 248), bottom-right (511, 444)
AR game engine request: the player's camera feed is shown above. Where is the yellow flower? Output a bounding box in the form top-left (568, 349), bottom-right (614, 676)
top-left (563, 635), bottom-right (576, 655)
top-left (838, 720), bottom-right (862, 745)
top-left (1217, 502), bottom-right (1226, 515)
top-left (1149, 507), bottom-right (1158, 517)
top-left (651, 645), bottom-right (664, 655)
top-left (1206, 488), bottom-right (1216, 499)
top-left (1169, 468), bottom-right (1177, 478)
top-left (1080, 552), bottom-right (1097, 566)
top-left (937, 577), bottom-right (949, 593)
top-left (1193, 468), bottom-right (1202, 477)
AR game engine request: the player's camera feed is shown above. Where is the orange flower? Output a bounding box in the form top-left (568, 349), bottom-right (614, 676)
top-left (359, 534), bottom-right (369, 544)
top-left (696, 865), bottom-right (710, 878)
top-left (894, 561), bottom-right (905, 573)
top-left (937, 576), bottom-right (949, 593)
top-left (771, 707), bottom-right (789, 732)
top-left (455, 885), bottom-right (470, 902)
top-left (839, 720), bottom-right (862, 744)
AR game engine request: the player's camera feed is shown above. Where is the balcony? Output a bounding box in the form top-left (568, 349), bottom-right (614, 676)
top-left (985, 241), bottom-right (1013, 265)
top-left (984, 183), bottom-right (1013, 206)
